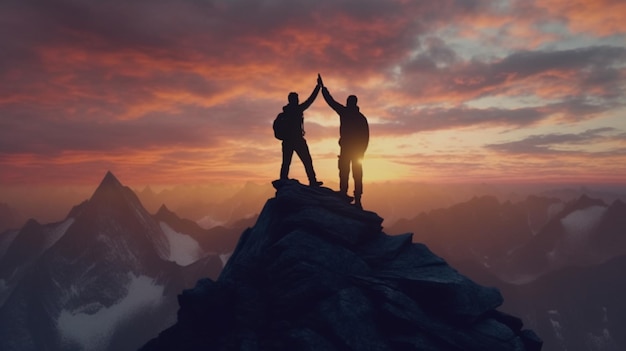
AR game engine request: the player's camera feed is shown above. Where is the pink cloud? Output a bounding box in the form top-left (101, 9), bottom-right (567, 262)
top-left (1, 0), bottom-right (625, 185)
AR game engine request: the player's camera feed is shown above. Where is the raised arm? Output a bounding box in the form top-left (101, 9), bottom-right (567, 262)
top-left (321, 86), bottom-right (344, 113)
top-left (299, 80), bottom-right (321, 110)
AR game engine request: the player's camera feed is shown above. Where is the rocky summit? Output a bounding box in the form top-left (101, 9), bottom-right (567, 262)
top-left (142, 179), bottom-right (542, 351)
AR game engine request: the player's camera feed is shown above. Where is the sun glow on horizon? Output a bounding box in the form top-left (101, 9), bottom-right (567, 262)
top-left (1, 0), bottom-right (625, 190)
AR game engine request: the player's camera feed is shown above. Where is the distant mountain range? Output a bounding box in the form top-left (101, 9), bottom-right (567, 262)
top-left (137, 182), bottom-right (271, 229)
top-left (1, 172), bottom-right (625, 350)
top-left (387, 193), bottom-right (626, 351)
top-left (0, 172), bottom-right (241, 351)
top-left (387, 194), bottom-right (626, 281)
top-left (504, 255), bottom-right (626, 351)
top-left (134, 181), bottom-right (626, 232)
top-left (4, 180), bottom-right (625, 234)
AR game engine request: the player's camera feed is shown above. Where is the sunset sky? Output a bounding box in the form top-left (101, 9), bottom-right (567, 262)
top-left (1, 0), bottom-right (625, 188)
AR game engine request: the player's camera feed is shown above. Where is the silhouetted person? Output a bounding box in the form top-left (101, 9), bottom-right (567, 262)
top-left (319, 76), bottom-right (369, 209)
top-left (278, 77), bottom-right (323, 186)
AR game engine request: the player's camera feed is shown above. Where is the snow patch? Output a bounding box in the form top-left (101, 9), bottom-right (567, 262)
top-left (585, 328), bottom-right (616, 350)
top-left (561, 205), bottom-right (606, 248)
top-left (159, 222), bottom-right (202, 266)
top-left (57, 273), bottom-right (164, 351)
top-left (547, 202), bottom-right (564, 220)
top-left (526, 215), bottom-right (538, 236)
top-left (97, 233), bottom-right (140, 267)
top-left (197, 215), bottom-right (224, 229)
top-left (585, 307), bottom-right (616, 349)
top-left (547, 310), bottom-right (565, 345)
top-left (219, 253), bottom-right (232, 267)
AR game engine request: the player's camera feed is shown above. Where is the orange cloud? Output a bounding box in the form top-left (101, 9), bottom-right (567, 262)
top-left (538, 0), bottom-right (626, 36)
top-left (1, 0), bottom-right (625, 187)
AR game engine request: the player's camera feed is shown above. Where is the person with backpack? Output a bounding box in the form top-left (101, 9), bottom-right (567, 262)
top-left (274, 76), bottom-right (323, 186)
top-left (319, 75), bottom-right (369, 209)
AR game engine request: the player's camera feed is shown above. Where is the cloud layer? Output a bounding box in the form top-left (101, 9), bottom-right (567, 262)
top-left (1, 0), bottom-right (625, 185)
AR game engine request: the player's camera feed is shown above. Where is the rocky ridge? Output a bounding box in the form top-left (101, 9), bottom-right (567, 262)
top-left (142, 179), bottom-right (542, 351)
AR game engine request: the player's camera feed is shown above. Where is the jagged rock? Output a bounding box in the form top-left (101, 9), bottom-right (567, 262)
top-left (142, 179), bottom-right (542, 351)
top-left (0, 172), bottom-right (225, 351)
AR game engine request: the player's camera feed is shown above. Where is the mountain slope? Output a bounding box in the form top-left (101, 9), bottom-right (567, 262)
top-left (142, 180), bottom-right (542, 351)
top-left (0, 172), bottom-right (224, 351)
top-left (500, 255), bottom-right (626, 351)
top-left (387, 195), bottom-right (562, 267)
top-left (504, 195), bottom-right (626, 282)
top-left (0, 218), bottom-right (74, 307)
top-left (387, 194), bottom-right (626, 284)
top-left (154, 204), bottom-right (245, 255)
top-left (0, 202), bottom-right (25, 233)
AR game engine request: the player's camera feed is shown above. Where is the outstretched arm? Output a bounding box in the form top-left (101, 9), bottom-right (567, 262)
top-left (299, 79), bottom-right (321, 110)
top-left (321, 86), bottom-right (344, 113)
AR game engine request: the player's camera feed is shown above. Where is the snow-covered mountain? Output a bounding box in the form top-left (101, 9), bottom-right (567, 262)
top-left (503, 195), bottom-right (626, 282)
top-left (136, 181), bottom-right (272, 229)
top-left (0, 217), bottom-right (74, 307)
top-left (0, 172), bottom-right (229, 351)
top-left (387, 194), bottom-right (626, 283)
top-left (153, 204), bottom-right (249, 256)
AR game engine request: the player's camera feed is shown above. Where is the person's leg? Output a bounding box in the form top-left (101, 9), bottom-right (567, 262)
top-left (352, 152), bottom-right (364, 209)
top-left (294, 139), bottom-right (321, 185)
top-left (352, 153), bottom-right (363, 197)
top-left (280, 141), bottom-right (294, 180)
top-left (338, 147), bottom-right (350, 195)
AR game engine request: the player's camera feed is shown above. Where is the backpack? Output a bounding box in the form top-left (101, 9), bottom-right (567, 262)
top-left (273, 112), bottom-right (289, 140)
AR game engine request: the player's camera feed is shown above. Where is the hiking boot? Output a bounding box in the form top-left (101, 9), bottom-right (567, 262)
top-left (335, 191), bottom-right (354, 203)
top-left (309, 180), bottom-right (323, 187)
top-left (354, 195), bottom-right (362, 209)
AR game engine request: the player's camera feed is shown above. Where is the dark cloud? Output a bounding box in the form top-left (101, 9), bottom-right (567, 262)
top-left (550, 97), bottom-right (622, 122)
top-left (377, 106), bottom-right (545, 134)
top-left (490, 46), bottom-right (625, 78)
top-left (374, 95), bottom-right (618, 135)
top-left (485, 128), bottom-right (622, 155)
top-left (0, 0), bottom-right (485, 81)
top-left (1, 0), bottom-right (625, 184)
top-left (0, 111), bottom-right (213, 155)
top-left (0, 92), bottom-right (294, 156)
top-left (396, 45), bottom-right (626, 100)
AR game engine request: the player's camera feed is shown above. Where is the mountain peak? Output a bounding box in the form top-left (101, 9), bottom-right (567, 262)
top-left (142, 179), bottom-right (542, 351)
top-left (563, 194), bottom-right (605, 214)
top-left (81, 172), bottom-right (170, 261)
top-left (65, 200), bottom-right (89, 219)
top-left (89, 171), bottom-right (132, 205)
top-left (155, 204), bottom-right (177, 221)
top-left (100, 170), bottom-right (122, 188)
top-left (156, 204), bottom-right (170, 214)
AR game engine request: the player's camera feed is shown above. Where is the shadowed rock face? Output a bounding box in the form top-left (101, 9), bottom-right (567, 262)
top-left (0, 172), bottom-right (225, 351)
top-left (142, 180), bottom-right (542, 351)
